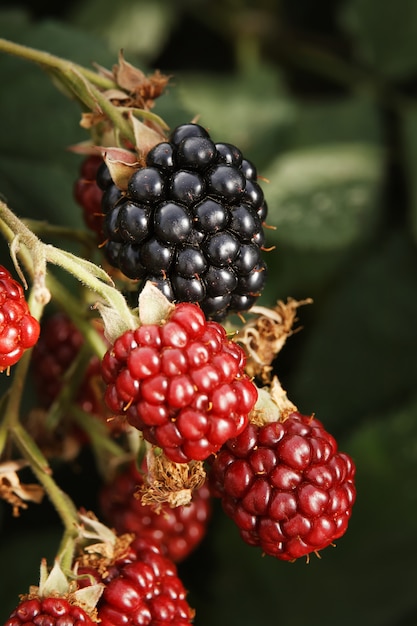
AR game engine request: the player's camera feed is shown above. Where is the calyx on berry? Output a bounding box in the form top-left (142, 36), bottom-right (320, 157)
top-left (4, 558), bottom-right (103, 626)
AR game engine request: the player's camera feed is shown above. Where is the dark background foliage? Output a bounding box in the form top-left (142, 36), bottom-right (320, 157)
top-left (1, 1), bottom-right (417, 624)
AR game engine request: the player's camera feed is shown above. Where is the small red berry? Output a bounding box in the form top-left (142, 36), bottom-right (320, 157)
top-left (209, 412), bottom-right (356, 561)
top-left (73, 154), bottom-right (105, 240)
top-left (31, 312), bottom-right (106, 415)
top-left (0, 266), bottom-right (40, 371)
top-left (101, 302), bottom-right (258, 462)
top-left (99, 460), bottom-right (212, 562)
top-left (4, 596), bottom-right (95, 626)
top-left (77, 535), bottom-right (195, 625)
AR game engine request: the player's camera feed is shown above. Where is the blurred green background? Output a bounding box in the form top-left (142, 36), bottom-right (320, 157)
top-left (1, 0), bottom-right (417, 623)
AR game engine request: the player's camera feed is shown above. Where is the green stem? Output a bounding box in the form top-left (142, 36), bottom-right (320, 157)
top-left (71, 405), bottom-right (128, 458)
top-left (11, 422), bottom-right (79, 533)
top-left (23, 219), bottom-right (98, 250)
top-left (47, 65), bottom-right (135, 144)
top-left (44, 245), bottom-right (136, 330)
top-left (0, 38), bottom-right (116, 91)
top-left (0, 201), bottom-right (137, 333)
top-left (1, 287), bottom-right (80, 534)
top-left (4, 290), bottom-right (45, 428)
top-left (0, 199), bottom-right (47, 301)
top-left (45, 342), bottom-right (96, 431)
top-left (0, 38), bottom-right (136, 145)
top-left (45, 271), bottom-right (108, 358)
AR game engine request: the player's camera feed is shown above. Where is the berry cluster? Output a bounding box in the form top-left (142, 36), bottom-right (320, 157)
top-left (209, 412), bottom-right (356, 560)
top-left (0, 266), bottom-right (40, 372)
top-left (99, 460), bottom-right (212, 562)
top-left (98, 123), bottom-right (268, 320)
top-left (4, 597), bottom-right (94, 626)
top-left (77, 535), bottom-right (194, 625)
top-left (102, 302), bottom-right (258, 463)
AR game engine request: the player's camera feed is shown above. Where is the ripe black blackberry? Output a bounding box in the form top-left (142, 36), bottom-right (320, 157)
top-left (99, 123), bottom-right (268, 320)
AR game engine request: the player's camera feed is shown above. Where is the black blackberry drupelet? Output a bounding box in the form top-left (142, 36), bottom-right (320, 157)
top-left (98, 123), bottom-right (268, 320)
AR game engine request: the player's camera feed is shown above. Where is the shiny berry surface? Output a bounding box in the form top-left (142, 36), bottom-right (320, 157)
top-left (0, 266), bottom-right (40, 371)
top-left (209, 412), bottom-right (356, 561)
top-left (78, 535), bottom-right (194, 625)
top-left (102, 302), bottom-right (258, 463)
top-left (73, 154), bottom-right (105, 239)
top-left (4, 596), bottom-right (95, 626)
top-left (99, 122), bottom-right (268, 320)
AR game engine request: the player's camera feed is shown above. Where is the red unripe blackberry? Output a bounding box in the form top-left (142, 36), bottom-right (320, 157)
top-left (0, 266), bottom-right (40, 371)
top-left (77, 535), bottom-right (194, 625)
top-left (101, 302), bottom-right (258, 463)
top-left (99, 460), bottom-right (212, 562)
top-left (209, 412), bottom-right (356, 561)
top-left (73, 154), bottom-right (105, 240)
top-left (99, 123), bottom-right (268, 320)
top-left (31, 312), bottom-right (105, 415)
top-left (4, 596), bottom-right (95, 626)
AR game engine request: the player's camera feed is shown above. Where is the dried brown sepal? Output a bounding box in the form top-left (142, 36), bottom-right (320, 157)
top-left (235, 297), bottom-right (313, 382)
top-left (76, 532), bottom-right (135, 580)
top-left (249, 376), bottom-right (298, 427)
top-left (112, 52), bottom-right (171, 110)
top-left (0, 460), bottom-right (44, 516)
top-left (76, 511), bottom-right (135, 577)
top-left (139, 448), bottom-right (206, 511)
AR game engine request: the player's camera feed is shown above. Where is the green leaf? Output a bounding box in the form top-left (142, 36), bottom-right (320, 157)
top-left (264, 143), bottom-right (385, 250)
top-left (289, 96), bottom-right (382, 148)
top-left (176, 66), bottom-right (295, 157)
top-left (0, 525), bottom-right (61, 620)
top-left (339, 0), bottom-right (417, 79)
top-left (401, 105), bottom-right (417, 244)
top-left (69, 0), bottom-right (178, 62)
top-left (288, 228), bottom-right (417, 432)
top-left (0, 11), bottom-right (115, 230)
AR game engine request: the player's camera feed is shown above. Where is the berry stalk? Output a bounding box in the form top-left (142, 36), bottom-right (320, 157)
top-left (0, 291), bottom-right (81, 566)
top-left (0, 200), bottom-right (138, 335)
top-left (0, 37), bottom-right (117, 90)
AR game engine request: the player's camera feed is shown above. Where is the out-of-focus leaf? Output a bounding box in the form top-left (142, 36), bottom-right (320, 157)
top-left (69, 0), bottom-right (178, 62)
top-left (0, 525), bottom-right (61, 620)
top-left (0, 11), bottom-right (115, 227)
top-left (401, 105), bottom-right (417, 244)
top-left (199, 397), bottom-right (417, 626)
top-left (339, 0), bottom-right (417, 79)
top-left (264, 143), bottom-right (385, 250)
top-left (290, 96), bottom-right (382, 148)
top-left (176, 66), bottom-right (295, 157)
top-left (288, 228), bottom-right (417, 432)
